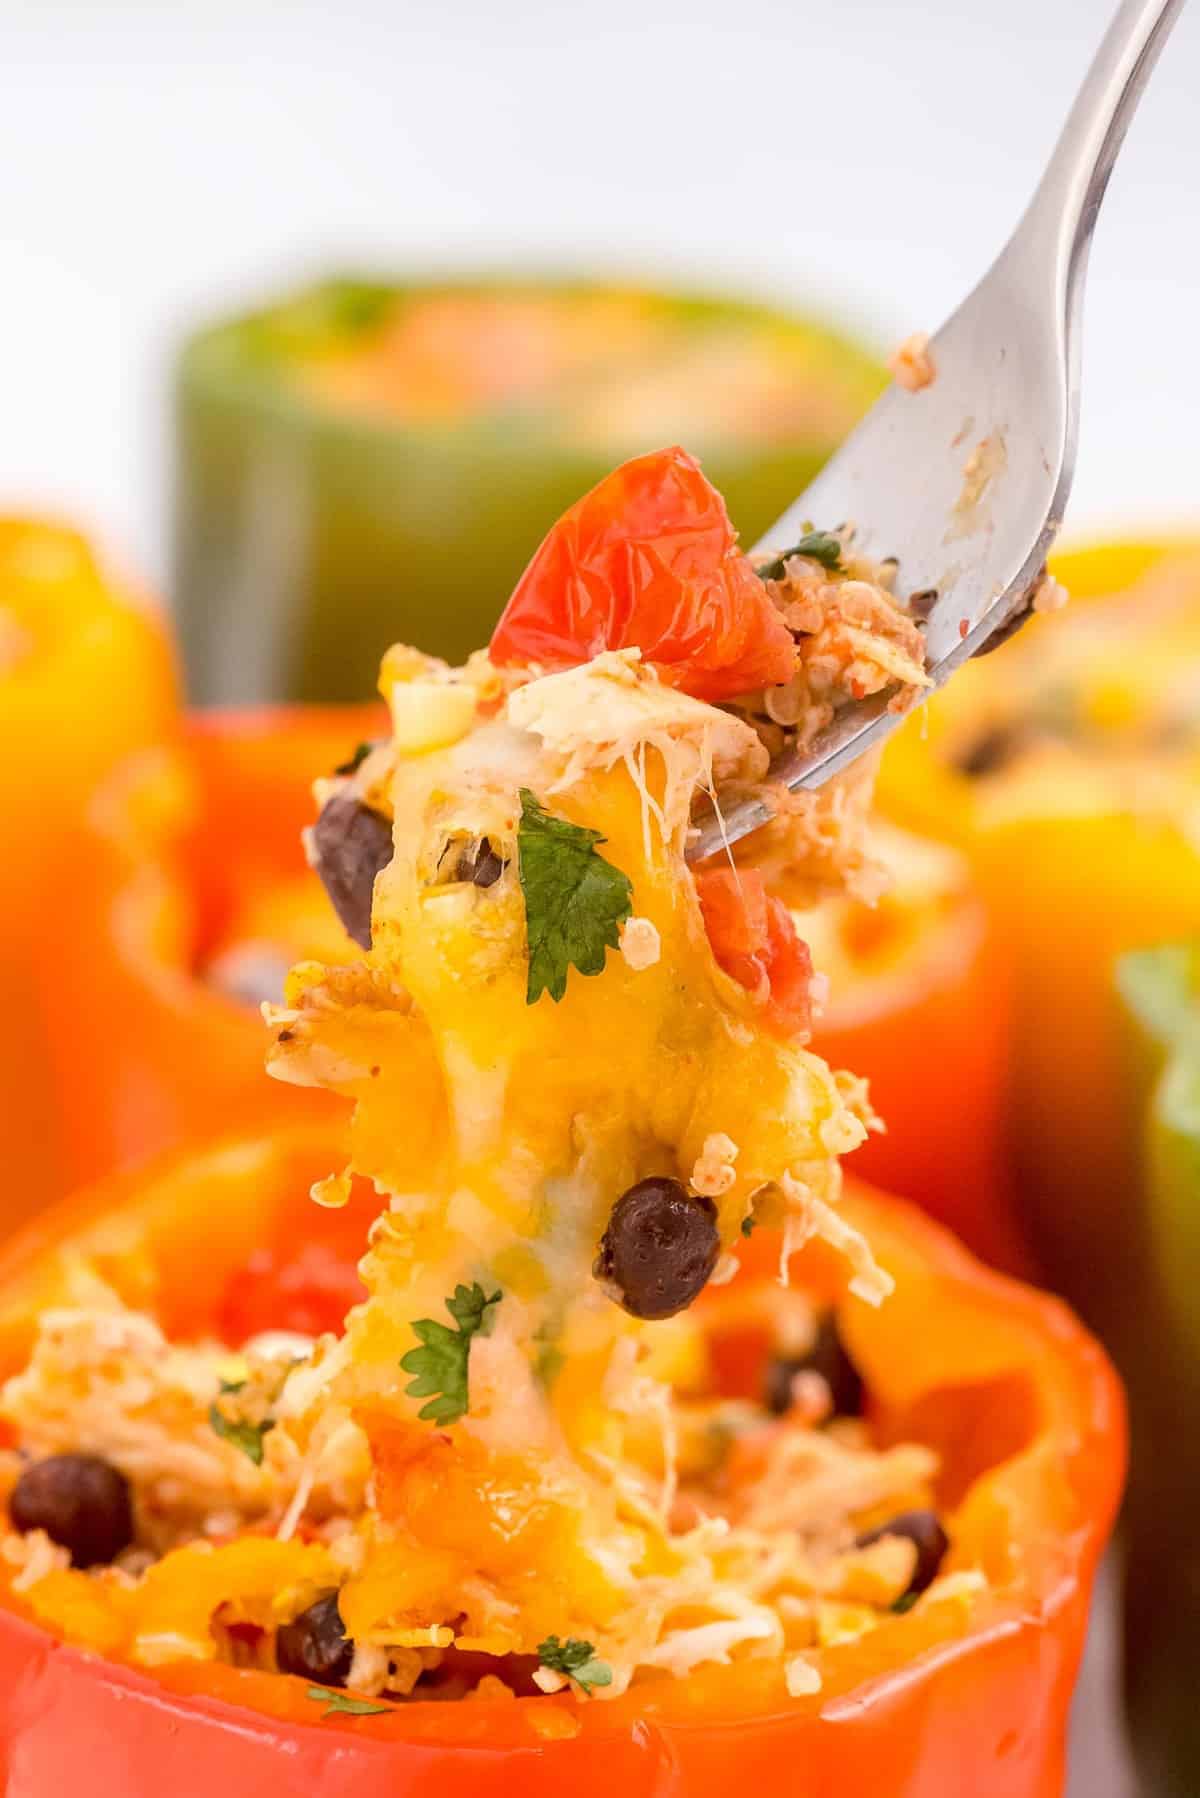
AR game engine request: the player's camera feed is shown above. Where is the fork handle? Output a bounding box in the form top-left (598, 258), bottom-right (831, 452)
top-left (1013, 0), bottom-right (1185, 275)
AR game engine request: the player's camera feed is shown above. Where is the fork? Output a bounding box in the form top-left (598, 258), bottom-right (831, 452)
top-left (689, 0), bottom-right (1185, 861)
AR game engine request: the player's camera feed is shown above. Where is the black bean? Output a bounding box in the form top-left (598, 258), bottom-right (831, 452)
top-left (455, 836), bottom-right (506, 889)
top-left (414, 1648), bottom-right (542, 1701)
top-left (856, 1508), bottom-right (949, 1597)
top-left (276, 1591), bottom-right (355, 1686)
top-left (310, 792), bottom-right (394, 950)
top-left (764, 1312), bottom-right (864, 1418)
top-left (972, 585), bottom-right (1038, 658)
top-left (10, 1453), bottom-right (134, 1568)
top-left (594, 1178), bottom-right (719, 1320)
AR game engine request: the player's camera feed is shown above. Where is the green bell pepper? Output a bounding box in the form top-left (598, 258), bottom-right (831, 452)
top-left (173, 275), bottom-right (884, 703)
top-left (1115, 942), bottom-right (1200, 1798)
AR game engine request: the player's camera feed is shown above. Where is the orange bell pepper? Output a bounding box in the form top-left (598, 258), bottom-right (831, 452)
top-left (0, 1128), bottom-right (1123, 1796)
top-left (0, 518), bottom-right (178, 1218)
top-left (37, 705), bottom-right (382, 1189)
top-left (876, 538), bottom-right (1200, 1323)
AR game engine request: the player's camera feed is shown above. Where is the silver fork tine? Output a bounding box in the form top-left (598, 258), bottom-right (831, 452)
top-left (689, 0), bottom-right (1185, 862)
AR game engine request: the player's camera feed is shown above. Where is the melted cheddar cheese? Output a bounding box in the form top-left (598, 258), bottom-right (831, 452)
top-left (245, 643), bottom-right (893, 1679)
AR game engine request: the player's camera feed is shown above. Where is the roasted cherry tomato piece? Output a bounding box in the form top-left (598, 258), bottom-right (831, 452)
top-left (489, 447), bottom-right (796, 702)
top-left (696, 867), bottom-right (814, 1039)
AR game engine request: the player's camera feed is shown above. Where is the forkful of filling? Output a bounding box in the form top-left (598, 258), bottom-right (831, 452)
top-left (275, 447), bottom-right (924, 1349)
top-left (254, 447), bottom-right (941, 1678)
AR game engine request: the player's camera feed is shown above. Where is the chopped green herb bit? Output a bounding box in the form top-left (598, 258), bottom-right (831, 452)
top-left (740, 1214), bottom-right (759, 1239)
top-left (517, 788), bottom-right (633, 1005)
top-left (208, 1380), bottom-right (276, 1466)
top-left (400, 1282), bottom-right (503, 1425)
top-left (755, 532), bottom-right (845, 581)
top-left (333, 740), bottom-right (378, 777)
top-left (891, 1590), bottom-right (920, 1615)
top-left (537, 1634), bottom-right (614, 1693)
top-left (305, 1685), bottom-right (391, 1717)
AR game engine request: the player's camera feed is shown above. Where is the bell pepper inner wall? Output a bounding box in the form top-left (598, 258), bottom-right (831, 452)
top-left (812, 887), bottom-right (1029, 1275)
top-left (36, 706), bottom-right (382, 1190)
top-left (0, 1130), bottom-right (1124, 1796)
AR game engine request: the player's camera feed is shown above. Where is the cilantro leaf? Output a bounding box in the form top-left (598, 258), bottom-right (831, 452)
top-left (208, 1404), bottom-right (273, 1465)
top-left (333, 740), bottom-right (379, 777)
top-left (517, 789), bottom-right (633, 1004)
top-left (537, 1634), bottom-right (614, 1694)
top-left (401, 1320), bottom-right (466, 1424)
top-left (445, 1282), bottom-right (501, 1333)
top-left (740, 1214), bottom-right (759, 1239)
top-left (208, 1380), bottom-right (276, 1466)
top-left (306, 1685), bottom-right (391, 1717)
top-left (400, 1282), bottom-right (502, 1424)
top-left (755, 532), bottom-right (845, 581)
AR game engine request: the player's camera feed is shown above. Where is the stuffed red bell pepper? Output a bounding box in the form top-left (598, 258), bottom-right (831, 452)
top-left (0, 449), bottom-right (1120, 1796)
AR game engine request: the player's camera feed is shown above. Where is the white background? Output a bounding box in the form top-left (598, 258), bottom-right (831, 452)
top-left (2, 0), bottom-right (1198, 594)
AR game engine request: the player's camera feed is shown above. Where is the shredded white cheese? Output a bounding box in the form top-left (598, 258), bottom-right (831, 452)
top-left (506, 650), bottom-right (768, 847)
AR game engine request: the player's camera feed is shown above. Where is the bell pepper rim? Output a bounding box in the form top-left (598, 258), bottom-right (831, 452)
top-left (176, 271), bottom-right (887, 457)
top-left (0, 1586), bottom-right (1070, 1753)
top-left (0, 1133), bottom-right (1124, 1757)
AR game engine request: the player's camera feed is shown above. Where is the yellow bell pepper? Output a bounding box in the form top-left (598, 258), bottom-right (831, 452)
top-left (876, 538), bottom-right (1200, 1322)
top-left (0, 519), bottom-right (178, 1219)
